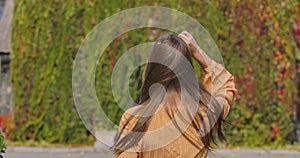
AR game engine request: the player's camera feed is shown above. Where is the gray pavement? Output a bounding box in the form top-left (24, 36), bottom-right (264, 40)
top-left (4, 146), bottom-right (300, 158)
top-left (5, 152), bottom-right (113, 158)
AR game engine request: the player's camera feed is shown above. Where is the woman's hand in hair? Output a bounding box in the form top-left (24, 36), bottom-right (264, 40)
top-left (178, 31), bottom-right (213, 69)
top-left (178, 31), bottom-right (199, 56)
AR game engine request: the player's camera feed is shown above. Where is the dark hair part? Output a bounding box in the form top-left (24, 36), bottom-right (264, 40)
top-left (113, 33), bottom-right (226, 155)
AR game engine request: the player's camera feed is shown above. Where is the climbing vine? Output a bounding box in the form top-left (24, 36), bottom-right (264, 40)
top-left (11, 0), bottom-right (298, 146)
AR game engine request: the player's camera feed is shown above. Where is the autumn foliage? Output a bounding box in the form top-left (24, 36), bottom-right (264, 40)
top-left (10, 0), bottom-right (299, 146)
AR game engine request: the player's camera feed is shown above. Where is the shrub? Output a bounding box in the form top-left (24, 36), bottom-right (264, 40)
top-left (0, 133), bottom-right (6, 158)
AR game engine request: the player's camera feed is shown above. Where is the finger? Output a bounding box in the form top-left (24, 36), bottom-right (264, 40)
top-left (179, 33), bottom-right (189, 40)
top-left (178, 34), bottom-right (191, 45)
top-left (181, 31), bottom-right (189, 34)
top-left (178, 33), bottom-right (187, 40)
top-left (181, 31), bottom-right (192, 37)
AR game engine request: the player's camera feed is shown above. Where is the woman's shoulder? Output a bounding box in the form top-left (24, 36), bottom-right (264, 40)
top-left (119, 105), bottom-right (143, 129)
top-left (125, 105), bottom-right (143, 114)
top-left (122, 104), bottom-right (144, 119)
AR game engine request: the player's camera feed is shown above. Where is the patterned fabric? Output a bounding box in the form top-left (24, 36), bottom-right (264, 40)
top-left (115, 60), bottom-right (238, 158)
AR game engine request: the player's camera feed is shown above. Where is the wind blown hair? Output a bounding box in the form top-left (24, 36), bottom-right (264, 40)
top-left (113, 33), bottom-right (226, 155)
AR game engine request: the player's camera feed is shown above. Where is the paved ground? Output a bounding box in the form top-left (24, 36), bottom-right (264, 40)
top-left (5, 147), bottom-right (113, 158)
top-left (4, 146), bottom-right (300, 158)
top-left (6, 152), bottom-right (113, 158)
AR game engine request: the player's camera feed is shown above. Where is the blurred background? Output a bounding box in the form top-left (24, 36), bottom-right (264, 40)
top-left (1, 0), bottom-right (300, 157)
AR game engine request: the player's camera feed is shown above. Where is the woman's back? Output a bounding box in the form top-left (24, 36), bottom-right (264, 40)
top-left (113, 32), bottom-right (237, 158)
top-left (119, 105), bottom-right (208, 158)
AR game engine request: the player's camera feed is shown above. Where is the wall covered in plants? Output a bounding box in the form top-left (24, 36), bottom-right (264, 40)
top-left (11, 0), bottom-right (298, 146)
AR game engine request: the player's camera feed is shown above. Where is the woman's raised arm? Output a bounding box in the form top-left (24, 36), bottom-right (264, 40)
top-left (178, 31), bottom-right (238, 119)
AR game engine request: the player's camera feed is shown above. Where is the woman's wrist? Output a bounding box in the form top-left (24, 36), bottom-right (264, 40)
top-left (193, 48), bottom-right (213, 69)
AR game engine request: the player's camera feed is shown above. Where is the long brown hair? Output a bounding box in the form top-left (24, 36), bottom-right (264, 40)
top-left (113, 33), bottom-right (226, 154)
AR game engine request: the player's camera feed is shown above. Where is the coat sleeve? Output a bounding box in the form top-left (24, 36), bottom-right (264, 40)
top-left (202, 60), bottom-right (238, 119)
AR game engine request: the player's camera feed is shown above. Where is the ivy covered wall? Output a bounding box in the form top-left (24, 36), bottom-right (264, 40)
top-left (11, 0), bottom-right (298, 146)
